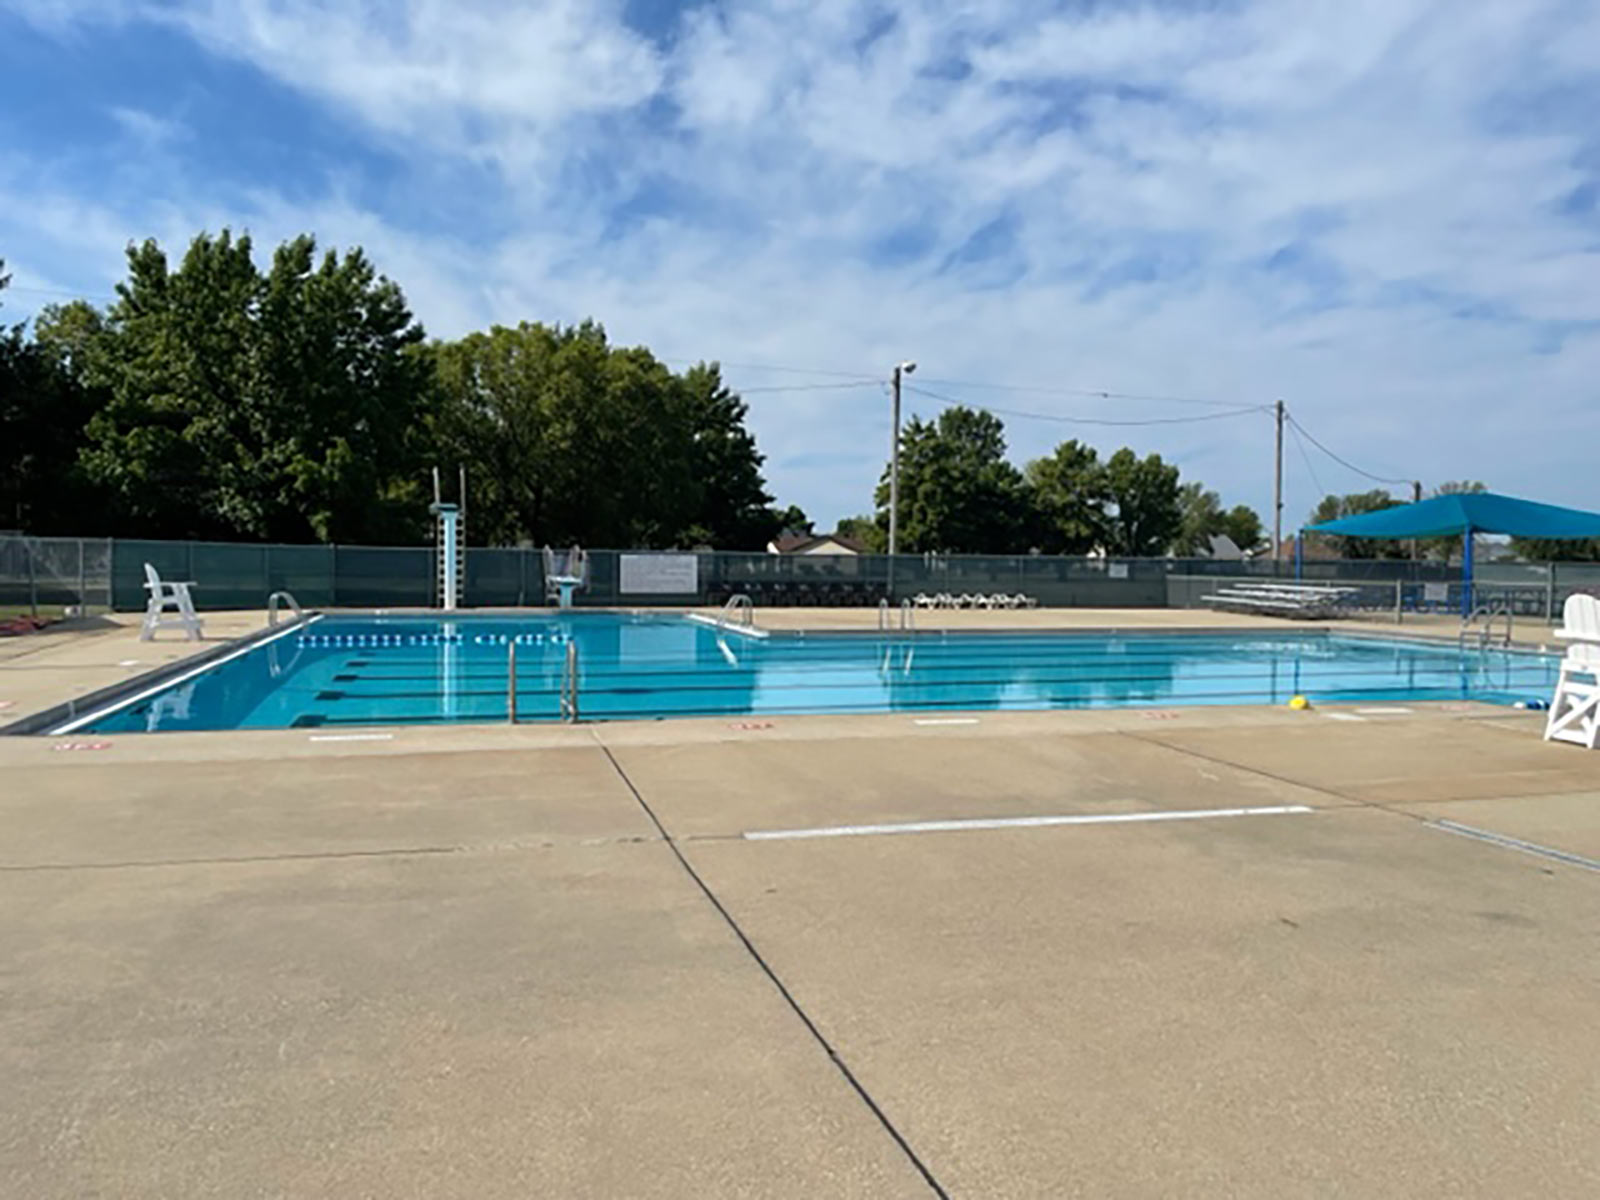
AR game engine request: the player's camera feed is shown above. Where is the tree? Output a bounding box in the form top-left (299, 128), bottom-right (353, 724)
top-left (1173, 482), bottom-right (1223, 557)
top-left (677, 362), bottom-right (784, 549)
top-left (429, 321), bottom-right (792, 548)
top-left (0, 280), bottom-right (106, 532)
top-left (833, 514), bottom-right (886, 552)
top-left (1101, 448), bottom-right (1181, 557)
top-left (1304, 490), bottom-right (1404, 559)
top-left (873, 406), bottom-right (1033, 553)
top-left (1170, 484), bottom-right (1264, 558)
top-left (1024, 439), bottom-right (1106, 554)
top-left (1220, 505), bottom-right (1265, 554)
top-left (767, 505), bottom-right (812, 536)
top-left (71, 231), bottom-right (430, 541)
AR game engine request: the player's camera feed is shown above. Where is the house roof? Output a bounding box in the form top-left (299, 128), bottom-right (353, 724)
top-left (769, 531), bottom-right (868, 554)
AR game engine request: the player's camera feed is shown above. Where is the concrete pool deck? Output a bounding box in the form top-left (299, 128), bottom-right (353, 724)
top-left (2, 608), bottom-right (1597, 1197)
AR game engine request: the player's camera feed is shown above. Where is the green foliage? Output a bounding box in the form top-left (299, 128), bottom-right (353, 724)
top-left (680, 363), bottom-right (783, 548)
top-left (874, 406), bottom-right (1033, 553)
top-left (1024, 439), bottom-right (1106, 554)
top-left (1100, 448), bottom-right (1182, 557)
top-left (1220, 505), bottom-right (1265, 553)
top-left (1172, 482), bottom-right (1222, 557)
top-left (429, 324), bottom-right (784, 549)
top-left (1173, 484), bottom-right (1266, 556)
top-left (833, 514), bottom-right (886, 552)
top-left (67, 231), bottom-right (430, 541)
top-left (1305, 490), bottom-right (1406, 559)
top-left (768, 505), bottom-right (812, 538)
top-left (1509, 537), bottom-right (1600, 562)
top-left (1, 280), bottom-right (106, 532)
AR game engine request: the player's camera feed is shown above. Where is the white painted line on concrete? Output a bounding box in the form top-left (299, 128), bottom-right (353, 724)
top-left (1429, 819), bottom-right (1600, 874)
top-left (50, 615), bottom-right (325, 734)
top-left (914, 717), bottom-right (980, 726)
top-left (1356, 706), bottom-right (1415, 715)
top-left (308, 732), bottom-right (395, 743)
top-left (1321, 712), bottom-right (1366, 722)
top-left (744, 805), bottom-right (1313, 842)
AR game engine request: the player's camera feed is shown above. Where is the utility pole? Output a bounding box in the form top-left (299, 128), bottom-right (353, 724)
top-left (1273, 400), bottom-right (1285, 564)
top-left (1410, 480), bottom-right (1423, 561)
top-left (888, 360), bottom-right (916, 597)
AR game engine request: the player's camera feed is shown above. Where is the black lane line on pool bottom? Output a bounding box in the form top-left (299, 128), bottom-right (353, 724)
top-left (596, 742), bottom-right (950, 1200)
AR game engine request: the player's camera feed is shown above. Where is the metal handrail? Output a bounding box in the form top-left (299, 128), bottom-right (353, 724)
top-left (267, 590), bottom-right (303, 626)
top-left (507, 642), bottom-right (518, 725)
top-left (878, 598), bottom-right (890, 631)
top-left (900, 598), bottom-right (915, 631)
top-left (718, 593), bottom-right (754, 632)
top-left (559, 641), bottom-right (580, 722)
top-left (1459, 602), bottom-right (1513, 650)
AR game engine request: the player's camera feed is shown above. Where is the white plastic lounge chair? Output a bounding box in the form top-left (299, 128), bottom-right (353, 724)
top-left (1546, 595), bottom-right (1600, 749)
top-left (140, 562), bottom-right (204, 642)
top-left (913, 593), bottom-right (937, 609)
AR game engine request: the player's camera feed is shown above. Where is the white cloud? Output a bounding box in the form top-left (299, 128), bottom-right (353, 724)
top-left (7, 0), bottom-right (1600, 529)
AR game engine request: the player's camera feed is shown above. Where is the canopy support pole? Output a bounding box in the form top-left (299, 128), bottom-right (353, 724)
top-left (1294, 533), bottom-right (1303, 581)
top-left (1461, 526), bottom-right (1474, 617)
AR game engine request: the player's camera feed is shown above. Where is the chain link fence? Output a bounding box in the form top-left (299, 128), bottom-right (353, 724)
top-left (4, 533), bottom-right (1598, 619)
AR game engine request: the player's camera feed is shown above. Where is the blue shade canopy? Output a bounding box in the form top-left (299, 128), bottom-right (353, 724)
top-left (1304, 492), bottom-right (1600, 539)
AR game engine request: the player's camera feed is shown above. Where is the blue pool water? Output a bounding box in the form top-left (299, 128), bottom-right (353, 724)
top-left (74, 613), bottom-right (1560, 734)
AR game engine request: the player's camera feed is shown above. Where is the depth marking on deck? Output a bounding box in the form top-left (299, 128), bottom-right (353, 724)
top-left (308, 732), bottom-right (395, 743)
top-left (744, 805), bottom-right (1313, 842)
top-left (1428, 819), bottom-right (1600, 874)
top-left (913, 717), bottom-right (980, 726)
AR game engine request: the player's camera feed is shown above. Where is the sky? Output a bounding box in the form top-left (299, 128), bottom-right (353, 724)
top-left (3, 0), bottom-right (1598, 533)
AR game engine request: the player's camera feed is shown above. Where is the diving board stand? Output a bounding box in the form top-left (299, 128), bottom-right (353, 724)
top-left (544, 545), bottom-right (590, 610)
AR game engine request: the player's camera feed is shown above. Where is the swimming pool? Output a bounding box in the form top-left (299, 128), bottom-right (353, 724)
top-left (66, 613), bottom-right (1560, 734)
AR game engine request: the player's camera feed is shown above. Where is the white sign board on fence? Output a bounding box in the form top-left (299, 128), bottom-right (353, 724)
top-left (619, 553), bottom-right (700, 595)
top-left (1424, 582), bottom-right (1449, 604)
top-left (1108, 563), bottom-right (1130, 580)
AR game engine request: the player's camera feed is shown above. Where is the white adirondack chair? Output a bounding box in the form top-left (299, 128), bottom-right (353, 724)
top-left (1544, 594), bottom-right (1600, 749)
top-left (140, 563), bottom-right (205, 642)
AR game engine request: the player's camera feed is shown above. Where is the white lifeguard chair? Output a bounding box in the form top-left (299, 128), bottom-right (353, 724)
top-left (1545, 594), bottom-right (1600, 750)
top-left (140, 563), bottom-right (205, 641)
top-left (543, 545), bottom-right (589, 610)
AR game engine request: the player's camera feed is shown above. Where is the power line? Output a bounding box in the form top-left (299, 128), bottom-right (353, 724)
top-left (738, 380), bottom-right (880, 394)
top-left (910, 376), bottom-right (1259, 411)
top-left (1287, 420), bottom-right (1328, 500)
top-left (1286, 414), bottom-right (1412, 487)
top-left (903, 382), bottom-right (1270, 428)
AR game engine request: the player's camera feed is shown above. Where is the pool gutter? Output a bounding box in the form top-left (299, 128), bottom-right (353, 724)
top-left (2, 613), bottom-right (321, 737)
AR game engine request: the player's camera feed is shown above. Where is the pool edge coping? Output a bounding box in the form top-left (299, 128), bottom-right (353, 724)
top-left (2, 614), bottom-right (321, 737)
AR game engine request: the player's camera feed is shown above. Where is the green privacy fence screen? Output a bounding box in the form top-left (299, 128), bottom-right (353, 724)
top-left (3, 534), bottom-right (1599, 616)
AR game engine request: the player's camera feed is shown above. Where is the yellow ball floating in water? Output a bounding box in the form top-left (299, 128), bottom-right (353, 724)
top-left (1288, 695), bottom-right (1311, 710)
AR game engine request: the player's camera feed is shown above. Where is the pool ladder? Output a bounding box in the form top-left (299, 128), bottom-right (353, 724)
top-left (505, 639), bottom-right (580, 724)
top-left (717, 593), bottom-right (754, 633)
top-left (267, 590), bottom-right (303, 626)
top-left (1459, 602), bottom-right (1513, 651)
top-left (878, 598), bottom-right (915, 631)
